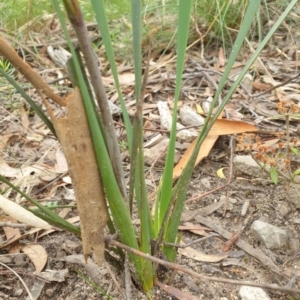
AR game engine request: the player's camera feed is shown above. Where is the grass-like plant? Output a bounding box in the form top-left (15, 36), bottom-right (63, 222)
top-left (1, 1), bottom-right (295, 59)
top-left (0, 0), bottom-right (298, 294)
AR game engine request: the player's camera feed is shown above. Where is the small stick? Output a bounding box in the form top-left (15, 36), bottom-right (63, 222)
top-left (285, 114), bottom-right (292, 177)
top-left (105, 261), bottom-right (126, 300)
top-left (223, 135), bottom-right (235, 216)
top-left (0, 222), bottom-right (30, 228)
top-left (114, 120), bottom-right (203, 133)
top-left (124, 253), bottom-right (132, 300)
top-left (186, 184), bottom-right (227, 203)
top-left (0, 262), bottom-right (33, 300)
top-left (104, 237), bottom-right (300, 294)
top-left (163, 233), bottom-right (219, 248)
top-left (31, 171), bottom-right (68, 196)
top-left (249, 73), bottom-right (300, 98)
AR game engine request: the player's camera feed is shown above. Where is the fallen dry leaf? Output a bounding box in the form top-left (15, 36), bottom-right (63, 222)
top-left (19, 105), bottom-right (30, 132)
top-left (156, 280), bottom-right (199, 300)
top-left (216, 167), bottom-right (227, 179)
top-left (0, 195), bottom-right (52, 230)
top-left (179, 241), bottom-right (228, 263)
top-left (102, 72), bottom-right (135, 85)
top-left (0, 133), bottom-right (20, 150)
top-left (173, 135), bottom-right (218, 180)
top-left (58, 254), bottom-right (106, 280)
top-left (179, 224), bottom-right (211, 236)
top-left (39, 216), bottom-right (80, 238)
top-left (54, 149), bottom-right (68, 173)
top-left (0, 216), bottom-right (21, 244)
top-left (252, 80), bottom-right (272, 91)
top-left (173, 119), bottom-right (257, 179)
top-left (0, 216), bottom-right (80, 250)
top-left (21, 244), bottom-right (48, 273)
top-left (0, 162), bottom-right (59, 183)
top-left (218, 47), bottom-right (225, 67)
top-left (36, 269), bottom-right (68, 282)
top-left (207, 119), bottom-right (258, 136)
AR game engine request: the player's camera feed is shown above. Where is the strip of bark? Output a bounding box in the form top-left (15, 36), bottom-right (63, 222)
top-left (67, 11), bottom-right (126, 200)
top-left (42, 89), bottom-right (108, 265)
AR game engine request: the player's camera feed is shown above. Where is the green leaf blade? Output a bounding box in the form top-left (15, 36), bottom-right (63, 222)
top-left (269, 167), bottom-right (278, 184)
top-left (154, 0), bottom-right (193, 236)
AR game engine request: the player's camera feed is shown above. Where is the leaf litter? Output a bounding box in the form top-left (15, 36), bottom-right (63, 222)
top-left (0, 12), bottom-right (300, 300)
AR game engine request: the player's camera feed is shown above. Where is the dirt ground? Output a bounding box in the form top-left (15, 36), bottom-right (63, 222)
top-left (1, 18), bottom-right (300, 300)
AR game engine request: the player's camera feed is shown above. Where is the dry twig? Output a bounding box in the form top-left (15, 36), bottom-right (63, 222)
top-left (0, 262), bottom-right (33, 300)
top-left (105, 261), bottom-right (126, 300)
top-left (105, 237), bottom-right (300, 294)
top-left (0, 222), bottom-right (30, 228)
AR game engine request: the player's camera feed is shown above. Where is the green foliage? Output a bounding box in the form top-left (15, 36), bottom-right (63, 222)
top-left (0, 0), bottom-right (54, 30)
top-left (1, 0), bottom-right (299, 60)
top-left (119, 140), bottom-right (128, 152)
top-left (103, 0), bottom-right (130, 19)
top-left (194, 0), bottom-right (249, 46)
top-left (0, 0), bottom-right (129, 31)
top-left (0, 58), bottom-right (15, 78)
top-left (0, 67), bottom-right (57, 136)
top-left (0, 58), bottom-right (19, 109)
top-left (154, 0), bottom-right (193, 262)
top-left (291, 147), bottom-right (298, 156)
top-left (0, 0), bottom-right (298, 294)
top-left (269, 167), bottom-right (278, 184)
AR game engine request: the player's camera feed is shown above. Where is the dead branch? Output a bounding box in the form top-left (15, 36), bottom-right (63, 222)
top-left (105, 237), bottom-right (300, 294)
